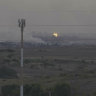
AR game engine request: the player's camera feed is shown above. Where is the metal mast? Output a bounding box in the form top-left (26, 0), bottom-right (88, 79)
top-left (18, 19), bottom-right (26, 96)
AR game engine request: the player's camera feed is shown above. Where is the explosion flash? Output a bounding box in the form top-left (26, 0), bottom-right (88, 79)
top-left (53, 32), bottom-right (59, 37)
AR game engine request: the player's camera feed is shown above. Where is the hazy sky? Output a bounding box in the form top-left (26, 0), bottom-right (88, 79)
top-left (0, 0), bottom-right (96, 41)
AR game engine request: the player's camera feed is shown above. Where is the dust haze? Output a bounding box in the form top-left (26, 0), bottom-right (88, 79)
top-left (0, 0), bottom-right (96, 42)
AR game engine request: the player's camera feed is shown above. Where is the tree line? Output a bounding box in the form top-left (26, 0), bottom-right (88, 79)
top-left (1, 83), bottom-right (71, 96)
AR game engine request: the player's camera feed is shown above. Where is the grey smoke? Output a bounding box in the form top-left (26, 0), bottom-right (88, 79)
top-left (23, 32), bottom-right (46, 43)
top-left (24, 36), bottom-right (46, 44)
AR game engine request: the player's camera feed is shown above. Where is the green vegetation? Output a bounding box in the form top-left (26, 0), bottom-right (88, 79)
top-left (24, 58), bottom-right (42, 63)
top-left (2, 85), bottom-right (19, 96)
top-left (24, 84), bottom-right (44, 96)
top-left (52, 83), bottom-right (71, 96)
top-left (0, 66), bottom-right (17, 78)
top-left (0, 46), bottom-right (96, 96)
top-left (0, 49), bottom-right (15, 53)
top-left (2, 83), bottom-right (71, 96)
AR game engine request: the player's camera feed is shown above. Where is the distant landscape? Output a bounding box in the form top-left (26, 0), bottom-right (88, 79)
top-left (0, 42), bottom-right (96, 96)
top-left (0, 0), bottom-right (96, 96)
top-left (1, 34), bottom-right (96, 48)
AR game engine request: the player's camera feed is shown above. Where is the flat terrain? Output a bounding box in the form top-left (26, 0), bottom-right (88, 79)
top-left (0, 45), bottom-right (96, 96)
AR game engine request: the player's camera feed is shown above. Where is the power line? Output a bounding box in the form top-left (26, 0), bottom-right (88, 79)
top-left (27, 24), bottom-right (96, 27)
top-left (0, 24), bottom-right (96, 28)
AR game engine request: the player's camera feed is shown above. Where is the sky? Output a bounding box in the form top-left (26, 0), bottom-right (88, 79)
top-left (0, 0), bottom-right (96, 42)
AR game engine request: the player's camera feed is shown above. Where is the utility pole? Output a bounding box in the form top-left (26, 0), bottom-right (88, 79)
top-left (18, 19), bottom-right (26, 96)
top-left (49, 91), bottom-right (51, 96)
